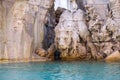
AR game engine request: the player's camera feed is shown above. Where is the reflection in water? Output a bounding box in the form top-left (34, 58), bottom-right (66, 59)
top-left (0, 61), bottom-right (120, 80)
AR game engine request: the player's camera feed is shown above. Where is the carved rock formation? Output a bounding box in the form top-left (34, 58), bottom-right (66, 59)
top-left (35, 43), bottom-right (56, 60)
top-left (54, 9), bottom-right (98, 60)
top-left (0, 0), bottom-right (120, 62)
top-left (53, 0), bottom-right (120, 61)
top-left (84, 0), bottom-right (119, 61)
top-left (0, 0), bottom-right (54, 61)
top-left (43, 4), bottom-right (55, 50)
top-left (110, 0), bottom-right (120, 20)
top-left (55, 7), bottom-right (66, 25)
top-left (35, 48), bottom-right (47, 57)
top-left (105, 50), bottom-right (120, 62)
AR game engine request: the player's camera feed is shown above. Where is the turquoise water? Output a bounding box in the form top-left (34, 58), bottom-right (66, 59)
top-left (0, 61), bottom-right (120, 80)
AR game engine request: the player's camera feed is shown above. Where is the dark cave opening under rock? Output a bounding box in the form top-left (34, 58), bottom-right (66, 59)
top-left (54, 50), bottom-right (61, 60)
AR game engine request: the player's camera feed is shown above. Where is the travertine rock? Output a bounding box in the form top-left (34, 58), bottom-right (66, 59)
top-left (43, 5), bottom-right (55, 50)
top-left (110, 0), bottom-right (120, 19)
top-left (76, 0), bottom-right (85, 11)
top-left (0, 1), bottom-right (4, 59)
top-left (85, 0), bottom-right (109, 19)
top-left (35, 43), bottom-right (56, 60)
top-left (55, 7), bottom-right (66, 25)
top-left (35, 48), bottom-right (47, 57)
top-left (105, 51), bottom-right (120, 62)
top-left (103, 17), bottom-right (119, 40)
top-left (47, 43), bottom-right (56, 59)
top-left (55, 9), bottom-right (98, 60)
top-left (85, 0), bottom-right (120, 60)
top-left (53, 0), bottom-right (120, 60)
top-left (0, 0), bottom-right (120, 61)
top-left (0, 0), bottom-right (54, 61)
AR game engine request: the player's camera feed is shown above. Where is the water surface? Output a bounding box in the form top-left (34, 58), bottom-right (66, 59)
top-left (0, 61), bottom-right (120, 80)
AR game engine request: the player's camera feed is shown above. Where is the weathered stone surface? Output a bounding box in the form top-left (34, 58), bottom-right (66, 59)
top-left (5, 0), bottom-right (29, 59)
top-left (54, 9), bottom-right (98, 60)
top-left (85, 0), bottom-right (109, 19)
top-left (105, 51), bottom-right (120, 62)
top-left (0, 0), bottom-right (54, 61)
top-left (43, 4), bottom-right (55, 50)
top-left (35, 43), bottom-right (56, 60)
top-left (0, 0), bottom-right (120, 62)
top-left (110, 0), bottom-right (120, 19)
top-left (84, 0), bottom-right (120, 60)
top-left (76, 0), bottom-right (85, 11)
top-left (47, 43), bottom-right (56, 59)
top-left (35, 48), bottom-right (47, 57)
top-left (0, 1), bottom-right (4, 59)
top-left (55, 7), bottom-right (66, 25)
top-left (53, 0), bottom-right (120, 60)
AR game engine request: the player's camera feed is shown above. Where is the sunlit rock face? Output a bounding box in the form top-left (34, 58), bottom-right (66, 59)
top-left (109, 0), bottom-right (120, 26)
top-left (106, 51), bottom-right (120, 62)
top-left (0, 1), bottom-right (4, 59)
top-left (6, 0), bottom-right (29, 59)
top-left (0, 0), bottom-right (54, 61)
top-left (110, 0), bottom-right (120, 19)
top-left (0, 0), bottom-right (120, 62)
top-left (55, 10), bottom-right (73, 50)
top-left (85, 0), bottom-right (108, 19)
top-left (84, 0), bottom-right (120, 60)
top-left (55, 9), bottom-right (97, 60)
top-left (54, 0), bottom-right (120, 60)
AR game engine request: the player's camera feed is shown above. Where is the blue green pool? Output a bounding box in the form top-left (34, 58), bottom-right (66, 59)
top-left (0, 61), bottom-right (120, 80)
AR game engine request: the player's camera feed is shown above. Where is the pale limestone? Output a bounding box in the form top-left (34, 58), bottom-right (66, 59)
top-left (0, 0), bottom-right (54, 61)
top-left (106, 51), bottom-right (120, 62)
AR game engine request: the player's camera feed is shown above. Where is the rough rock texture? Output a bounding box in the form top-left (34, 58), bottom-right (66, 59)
top-left (110, 0), bottom-right (120, 19)
top-left (54, 9), bottom-right (98, 60)
top-left (35, 48), bottom-right (47, 57)
top-left (0, 0), bottom-right (120, 61)
top-left (85, 0), bottom-right (109, 19)
top-left (53, 0), bottom-right (120, 60)
top-left (0, 0), bottom-right (54, 61)
top-left (76, 0), bottom-right (86, 11)
top-left (85, 0), bottom-right (120, 58)
top-left (55, 7), bottom-right (66, 25)
top-left (0, 1), bottom-right (3, 59)
top-left (106, 51), bottom-right (120, 62)
top-left (43, 4), bottom-right (55, 50)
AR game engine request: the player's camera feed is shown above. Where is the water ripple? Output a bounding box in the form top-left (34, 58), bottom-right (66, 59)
top-left (0, 61), bottom-right (119, 80)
